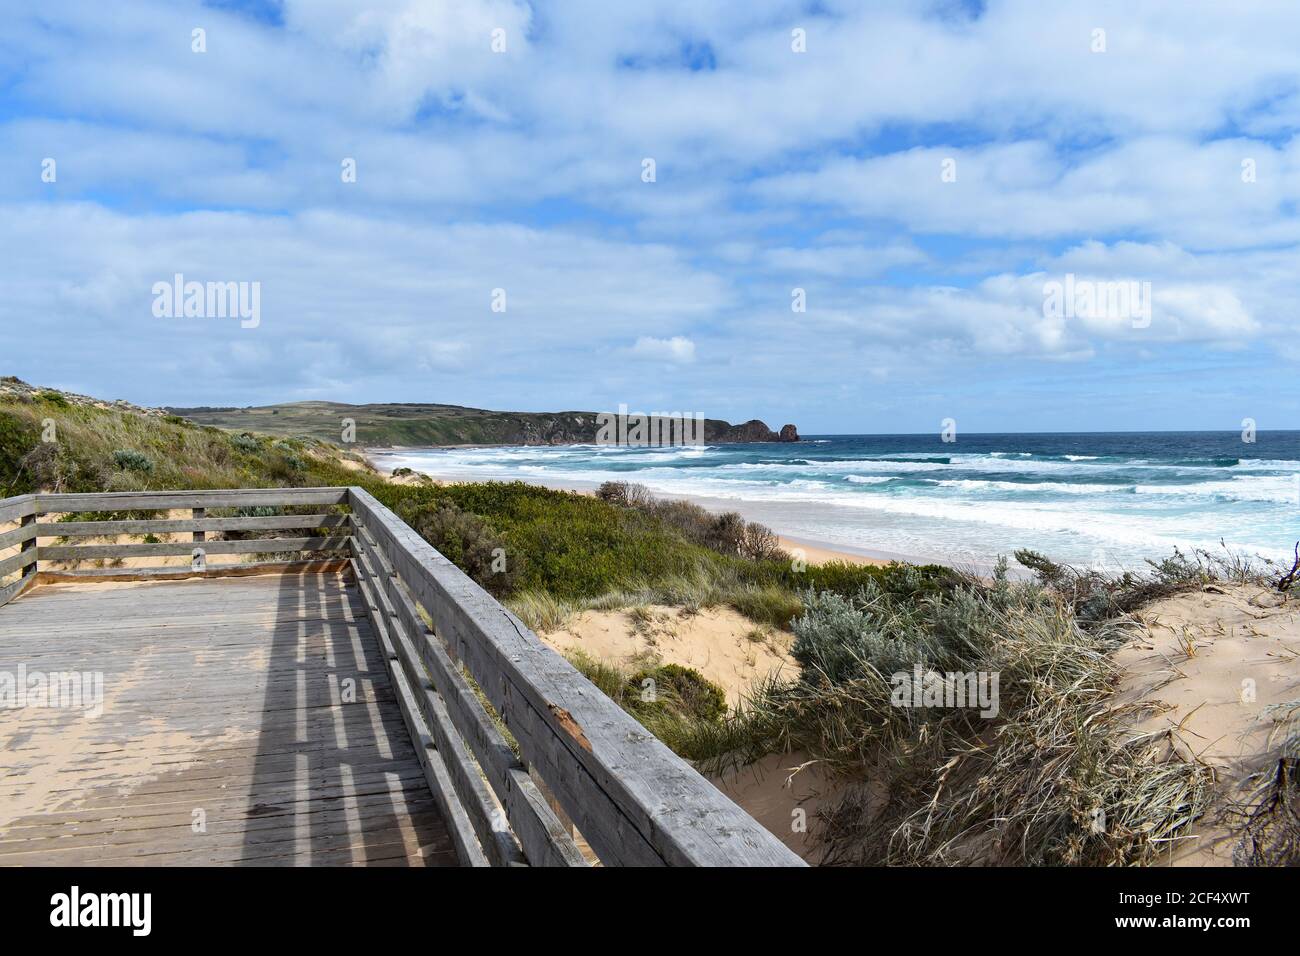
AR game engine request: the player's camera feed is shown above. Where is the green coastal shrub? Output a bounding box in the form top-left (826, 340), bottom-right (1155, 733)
top-left (596, 481), bottom-right (785, 560)
top-left (2, 392), bottom-right (370, 497)
top-left (629, 662), bottom-right (727, 722)
top-left (112, 449), bottom-right (154, 473)
top-left (398, 498), bottom-right (521, 598)
top-left (725, 584), bottom-right (804, 629)
top-left (565, 651), bottom-right (732, 760)
top-left (370, 480), bottom-right (956, 631)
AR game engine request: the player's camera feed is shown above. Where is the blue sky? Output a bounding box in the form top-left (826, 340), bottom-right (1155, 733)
top-left (2, 0), bottom-right (1299, 432)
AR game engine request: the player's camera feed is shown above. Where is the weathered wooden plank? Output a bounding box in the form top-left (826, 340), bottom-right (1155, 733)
top-left (36, 487), bottom-right (349, 512)
top-left (0, 568), bottom-right (37, 607)
top-left (353, 528), bottom-right (528, 867)
top-left (348, 544), bottom-right (477, 881)
top-left (0, 568), bottom-right (458, 868)
top-left (1, 789), bottom-right (441, 845)
top-left (34, 514), bottom-right (350, 537)
top-left (351, 549), bottom-right (494, 866)
top-left (39, 535), bottom-right (350, 560)
top-left (0, 750), bottom-right (423, 801)
top-left (348, 486), bottom-right (804, 867)
top-left (0, 834), bottom-right (446, 868)
top-left (32, 559), bottom-right (348, 583)
top-left (0, 494), bottom-right (35, 525)
top-left (355, 520), bottom-right (586, 867)
top-left (0, 522), bottom-right (37, 551)
top-left (0, 550), bottom-right (35, 579)
top-left (362, 581), bottom-right (489, 868)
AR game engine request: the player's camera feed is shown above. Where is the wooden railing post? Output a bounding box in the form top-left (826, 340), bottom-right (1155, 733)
top-left (19, 511), bottom-right (36, 578)
top-left (192, 506), bottom-right (205, 544)
top-left (0, 495), bottom-right (40, 607)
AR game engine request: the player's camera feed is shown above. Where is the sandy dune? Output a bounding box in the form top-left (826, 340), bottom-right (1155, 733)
top-left (1115, 583), bottom-right (1300, 865)
top-left (539, 605), bottom-right (795, 708)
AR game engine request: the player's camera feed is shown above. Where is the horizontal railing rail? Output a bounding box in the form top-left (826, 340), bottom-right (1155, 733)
top-left (3, 488), bottom-right (352, 586)
top-left (0, 486), bottom-right (806, 867)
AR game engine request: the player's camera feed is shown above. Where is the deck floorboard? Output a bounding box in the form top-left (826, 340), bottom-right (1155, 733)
top-left (0, 571), bottom-right (458, 866)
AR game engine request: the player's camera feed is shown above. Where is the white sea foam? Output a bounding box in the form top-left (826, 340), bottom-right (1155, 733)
top-left (1135, 477), bottom-right (1300, 504)
top-left (934, 479), bottom-right (1119, 494)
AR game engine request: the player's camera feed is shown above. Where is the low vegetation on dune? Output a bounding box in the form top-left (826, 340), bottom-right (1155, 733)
top-left (707, 563), bottom-right (1206, 865)
top-left (563, 652), bottom-right (734, 761)
top-left (370, 479), bottom-right (952, 632)
top-left (0, 378), bottom-right (368, 496)
top-left (701, 549), bottom-right (1300, 866)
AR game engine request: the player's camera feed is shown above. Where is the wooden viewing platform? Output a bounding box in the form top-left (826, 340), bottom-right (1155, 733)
top-left (0, 487), bottom-right (804, 867)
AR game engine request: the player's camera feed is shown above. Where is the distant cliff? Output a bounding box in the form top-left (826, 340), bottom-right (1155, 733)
top-left (170, 400), bottom-right (799, 448)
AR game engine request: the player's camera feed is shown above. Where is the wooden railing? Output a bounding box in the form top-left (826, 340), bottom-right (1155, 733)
top-left (0, 487), bottom-right (805, 867)
top-left (0, 487), bottom-right (352, 598)
top-left (0, 494), bottom-right (37, 606)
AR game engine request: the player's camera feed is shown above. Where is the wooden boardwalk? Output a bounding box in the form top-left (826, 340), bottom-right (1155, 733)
top-left (0, 571), bottom-right (458, 866)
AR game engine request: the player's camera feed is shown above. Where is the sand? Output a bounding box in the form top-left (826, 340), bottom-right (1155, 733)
top-left (539, 605), bottom-right (795, 708)
top-left (707, 752), bottom-right (837, 863)
top-left (537, 603), bottom-right (841, 862)
top-left (777, 535), bottom-right (892, 567)
top-left (1114, 583), bottom-right (1300, 865)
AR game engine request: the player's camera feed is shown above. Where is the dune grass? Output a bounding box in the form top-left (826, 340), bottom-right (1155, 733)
top-left (563, 651), bottom-right (744, 762)
top-left (1, 387), bottom-right (368, 497)
top-left (696, 561), bottom-right (1216, 866)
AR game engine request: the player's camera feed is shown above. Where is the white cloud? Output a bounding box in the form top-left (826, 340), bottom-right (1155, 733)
top-left (0, 203), bottom-right (724, 404)
top-left (757, 137), bottom-right (1300, 248)
top-left (631, 336), bottom-right (696, 363)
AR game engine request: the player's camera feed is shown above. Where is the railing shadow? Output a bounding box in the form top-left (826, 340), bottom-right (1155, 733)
top-left (236, 566), bottom-right (447, 866)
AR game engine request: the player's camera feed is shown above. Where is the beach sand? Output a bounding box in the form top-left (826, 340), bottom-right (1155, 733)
top-left (777, 535), bottom-right (892, 567)
top-left (1114, 583), bottom-right (1300, 865)
top-left (707, 752), bottom-right (837, 863)
top-left (538, 605), bottom-right (795, 709)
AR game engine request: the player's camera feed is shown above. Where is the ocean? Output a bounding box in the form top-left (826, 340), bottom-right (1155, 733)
top-left (371, 432), bottom-right (1300, 572)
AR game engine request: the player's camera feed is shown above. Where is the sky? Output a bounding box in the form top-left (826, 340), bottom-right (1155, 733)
top-left (1, 0), bottom-right (1299, 433)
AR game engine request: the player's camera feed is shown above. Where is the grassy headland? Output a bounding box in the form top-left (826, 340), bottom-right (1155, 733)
top-left (169, 398), bottom-right (797, 447)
